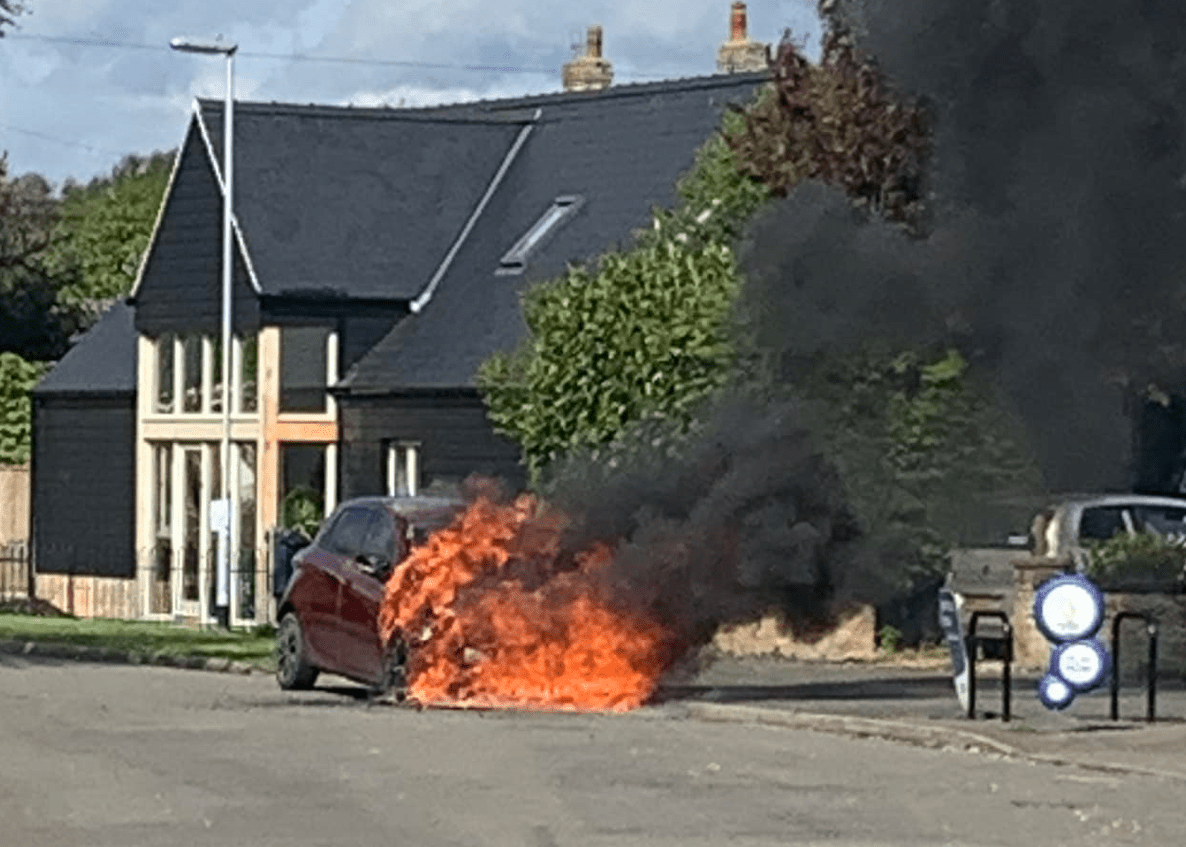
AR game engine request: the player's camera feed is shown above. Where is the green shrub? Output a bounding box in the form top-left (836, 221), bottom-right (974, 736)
top-left (878, 624), bottom-right (904, 652)
top-left (1084, 531), bottom-right (1186, 585)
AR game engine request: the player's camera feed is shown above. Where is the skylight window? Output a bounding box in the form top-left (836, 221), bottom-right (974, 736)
top-left (498, 195), bottom-right (583, 274)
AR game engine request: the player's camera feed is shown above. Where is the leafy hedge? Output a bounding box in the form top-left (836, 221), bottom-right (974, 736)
top-left (0, 353), bottom-right (46, 465)
top-left (1085, 531), bottom-right (1186, 586)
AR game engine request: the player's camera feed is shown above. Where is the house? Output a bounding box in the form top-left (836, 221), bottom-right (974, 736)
top-left (30, 12), bottom-right (771, 624)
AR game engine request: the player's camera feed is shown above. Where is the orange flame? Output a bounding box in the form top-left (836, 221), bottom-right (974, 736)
top-left (378, 494), bottom-right (676, 712)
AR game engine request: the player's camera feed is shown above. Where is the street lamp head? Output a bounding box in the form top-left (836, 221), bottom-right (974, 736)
top-left (170, 36), bottom-right (238, 55)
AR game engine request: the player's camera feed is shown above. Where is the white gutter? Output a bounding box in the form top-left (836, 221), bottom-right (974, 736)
top-left (193, 99), bottom-right (263, 294)
top-left (409, 108), bottom-right (542, 314)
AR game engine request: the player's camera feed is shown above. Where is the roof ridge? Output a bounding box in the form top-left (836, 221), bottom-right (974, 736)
top-left (197, 71), bottom-right (771, 121)
top-left (195, 98), bottom-right (536, 125)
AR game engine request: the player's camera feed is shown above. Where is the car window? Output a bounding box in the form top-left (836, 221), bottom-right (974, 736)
top-left (1134, 506), bottom-right (1186, 535)
top-left (1078, 506), bottom-right (1127, 542)
top-left (360, 511), bottom-right (397, 561)
top-left (322, 507), bottom-right (374, 556)
top-left (405, 507), bottom-right (463, 545)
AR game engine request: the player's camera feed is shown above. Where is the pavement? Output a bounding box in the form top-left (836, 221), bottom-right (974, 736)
top-left (662, 653), bottom-right (1186, 782)
top-left (5, 635), bottom-right (1186, 781)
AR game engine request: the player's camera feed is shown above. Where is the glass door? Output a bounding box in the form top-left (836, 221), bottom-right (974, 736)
top-left (179, 446), bottom-right (203, 619)
top-left (150, 444), bottom-right (173, 615)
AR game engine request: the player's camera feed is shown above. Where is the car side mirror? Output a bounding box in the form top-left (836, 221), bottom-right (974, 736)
top-left (355, 553), bottom-right (391, 580)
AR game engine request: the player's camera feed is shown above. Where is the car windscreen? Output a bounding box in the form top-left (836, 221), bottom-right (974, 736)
top-left (404, 506), bottom-right (464, 546)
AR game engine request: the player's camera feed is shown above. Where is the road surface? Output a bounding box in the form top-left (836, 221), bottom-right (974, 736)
top-left (1, 654), bottom-right (1183, 846)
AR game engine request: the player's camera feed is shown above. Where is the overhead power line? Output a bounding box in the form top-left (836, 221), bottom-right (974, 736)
top-left (0, 122), bottom-right (125, 157)
top-left (7, 32), bottom-right (558, 75)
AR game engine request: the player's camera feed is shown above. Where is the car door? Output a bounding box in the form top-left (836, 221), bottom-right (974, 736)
top-left (336, 507), bottom-right (408, 684)
top-left (304, 506), bottom-right (373, 676)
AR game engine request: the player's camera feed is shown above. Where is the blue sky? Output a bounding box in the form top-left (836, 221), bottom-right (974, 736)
top-left (0, 1), bottom-right (820, 189)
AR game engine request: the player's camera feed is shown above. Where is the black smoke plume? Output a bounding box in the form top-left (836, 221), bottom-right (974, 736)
top-left (746, 0), bottom-right (1186, 492)
top-left (540, 0), bottom-right (1186, 650)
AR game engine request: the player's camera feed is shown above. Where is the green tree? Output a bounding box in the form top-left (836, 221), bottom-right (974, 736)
top-left (793, 348), bottom-right (1041, 585)
top-left (0, 155), bottom-right (78, 360)
top-left (0, 149), bottom-right (173, 464)
top-left (478, 110), bottom-right (770, 481)
top-left (0, 1), bottom-right (27, 36)
top-left (724, 8), bottom-right (931, 232)
top-left (52, 151), bottom-right (174, 318)
top-left (0, 353), bottom-right (46, 464)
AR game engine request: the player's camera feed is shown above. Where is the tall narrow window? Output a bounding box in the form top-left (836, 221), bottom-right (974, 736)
top-left (155, 334), bottom-right (175, 413)
top-left (279, 326), bottom-right (331, 413)
top-left (211, 336), bottom-right (224, 413)
top-left (238, 335), bottom-right (259, 413)
top-left (279, 443), bottom-right (327, 535)
top-left (236, 442), bottom-right (258, 621)
top-left (387, 441), bottom-right (421, 497)
top-left (182, 334), bottom-right (202, 413)
top-left (497, 196), bottom-right (583, 274)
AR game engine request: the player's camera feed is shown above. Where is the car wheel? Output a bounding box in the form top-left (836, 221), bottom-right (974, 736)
top-left (276, 612), bottom-right (319, 690)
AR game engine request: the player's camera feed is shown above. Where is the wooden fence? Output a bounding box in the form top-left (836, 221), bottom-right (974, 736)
top-left (0, 463), bottom-right (30, 546)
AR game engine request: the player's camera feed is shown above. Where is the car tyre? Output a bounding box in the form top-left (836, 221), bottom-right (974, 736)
top-left (276, 612), bottom-right (319, 690)
top-left (371, 638), bottom-right (408, 703)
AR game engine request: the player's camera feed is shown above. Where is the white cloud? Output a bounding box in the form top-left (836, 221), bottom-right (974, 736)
top-left (2, 0), bottom-right (821, 186)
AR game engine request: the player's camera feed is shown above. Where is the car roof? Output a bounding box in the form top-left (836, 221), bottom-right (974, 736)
top-left (334, 495), bottom-right (466, 515)
top-left (1048, 493), bottom-right (1186, 512)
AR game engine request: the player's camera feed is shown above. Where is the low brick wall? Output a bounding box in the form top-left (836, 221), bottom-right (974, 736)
top-left (1010, 559), bottom-right (1186, 681)
top-left (1009, 558), bottom-right (1068, 671)
top-left (1104, 592), bottom-right (1186, 683)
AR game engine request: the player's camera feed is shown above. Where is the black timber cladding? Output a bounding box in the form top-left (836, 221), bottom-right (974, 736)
top-left (32, 303), bottom-right (138, 578)
top-left (32, 395), bottom-right (136, 577)
top-left (197, 101), bottom-right (529, 300)
top-left (338, 393), bottom-right (525, 500)
top-left (133, 122), bottom-right (260, 337)
top-left (340, 73), bottom-right (768, 392)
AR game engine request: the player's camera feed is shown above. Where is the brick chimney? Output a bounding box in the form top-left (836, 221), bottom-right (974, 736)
top-left (563, 25), bottom-right (614, 92)
top-left (716, 2), bottom-right (770, 73)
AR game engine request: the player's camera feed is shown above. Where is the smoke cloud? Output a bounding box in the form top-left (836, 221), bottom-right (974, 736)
top-left (745, 0), bottom-right (1186, 493)
top-left (547, 0), bottom-right (1186, 644)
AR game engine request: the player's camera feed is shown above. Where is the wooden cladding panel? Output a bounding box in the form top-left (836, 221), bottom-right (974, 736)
top-left (35, 573), bottom-right (140, 619)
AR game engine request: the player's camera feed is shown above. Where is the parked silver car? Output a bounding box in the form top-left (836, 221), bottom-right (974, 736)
top-left (1031, 493), bottom-right (1186, 569)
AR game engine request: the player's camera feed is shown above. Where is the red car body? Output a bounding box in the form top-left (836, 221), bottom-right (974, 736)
top-left (274, 496), bottom-right (464, 691)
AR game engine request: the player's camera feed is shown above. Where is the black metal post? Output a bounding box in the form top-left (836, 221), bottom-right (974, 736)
top-left (1148, 621), bottom-right (1158, 723)
top-left (1110, 612), bottom-right (1158, 723)
top-left (1002, 621), bottom-right (1012, 723)
top-left (966, 611), bottom-right (1012, 722)
top-left (965, 632), bottom-right (977, 720)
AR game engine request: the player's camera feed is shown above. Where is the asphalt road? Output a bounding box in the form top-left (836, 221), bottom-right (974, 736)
top-left (2, 655), bottom-right (1184, 847)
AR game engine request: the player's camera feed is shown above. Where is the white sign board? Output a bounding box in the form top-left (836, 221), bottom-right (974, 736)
top-left (209, 498), bottom-right (231, 535)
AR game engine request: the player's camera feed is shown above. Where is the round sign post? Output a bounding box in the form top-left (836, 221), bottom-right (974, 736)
top-left (1032, 574), bottom-right (1109, 710)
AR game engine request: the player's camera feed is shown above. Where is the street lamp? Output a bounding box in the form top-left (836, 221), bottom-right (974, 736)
top-left (170, 36), bottom-right (237, 628)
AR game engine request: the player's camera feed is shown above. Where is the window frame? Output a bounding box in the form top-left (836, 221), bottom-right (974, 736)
top-left (386, 441), bottom-right (421, 498)
top-left (497, 195), bottom-right (584, 275)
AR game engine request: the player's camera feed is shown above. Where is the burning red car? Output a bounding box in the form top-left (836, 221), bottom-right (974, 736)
top-left (278, 489), bottom-right (679, 712)
top-left (274, 496), bottom-right (465, 693)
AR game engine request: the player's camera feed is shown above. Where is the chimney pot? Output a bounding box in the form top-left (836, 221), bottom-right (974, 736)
top-left (563, 24), bottom-right (613, 92)
top-left (717, 1), bottom-right (770, 73)
top-left (587, 25), bottom-right (603, 59)
top-left (731, 2), bottom-right (748, 42)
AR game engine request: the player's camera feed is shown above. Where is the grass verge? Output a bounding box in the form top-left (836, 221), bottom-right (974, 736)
top-left (0, 613), bottom-right (276, 669)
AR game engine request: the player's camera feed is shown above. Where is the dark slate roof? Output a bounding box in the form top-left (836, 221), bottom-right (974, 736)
top-left (34, 302), bottom-right (137, 395)
top-left (197, 101), bottom-right (530, 300)
top-left (341, 72), bottom-right (768, 392)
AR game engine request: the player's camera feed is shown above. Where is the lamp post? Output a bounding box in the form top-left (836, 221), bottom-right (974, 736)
top-left (170, 36), bottom-right (237, 628)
